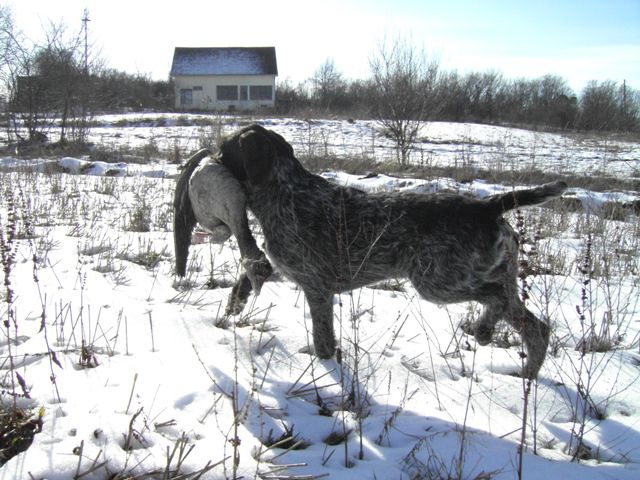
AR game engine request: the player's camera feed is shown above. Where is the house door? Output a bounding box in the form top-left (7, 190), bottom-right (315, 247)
top-left (180, 89), bottom-right (193, 106)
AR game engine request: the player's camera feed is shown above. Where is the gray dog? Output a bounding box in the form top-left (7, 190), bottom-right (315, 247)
top-left (176, 124), bottom-right (566, 378)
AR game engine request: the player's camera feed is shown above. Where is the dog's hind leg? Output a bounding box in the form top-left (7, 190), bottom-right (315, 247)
top-left (304, 290), bottom-right (336, 359)
top-left (462, 298), bottom-right (549, 378)
top-left (505, 301), bottom-right (550, 379)
top-left (469, 299), bottom-right (506, 346)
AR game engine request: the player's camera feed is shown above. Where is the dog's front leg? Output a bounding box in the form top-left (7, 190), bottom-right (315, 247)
top-left (304, 289), bottom-right (336, 359)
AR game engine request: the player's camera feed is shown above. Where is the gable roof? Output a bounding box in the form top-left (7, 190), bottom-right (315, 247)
top-left (170, 47), bottom-right (278, 76)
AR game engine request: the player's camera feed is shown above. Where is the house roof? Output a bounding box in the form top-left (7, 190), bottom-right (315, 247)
top-left (170, 47), bottom-right (278, 76)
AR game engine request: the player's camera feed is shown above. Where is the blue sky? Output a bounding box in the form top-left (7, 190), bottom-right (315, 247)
top-left (6, 0), bottom-right (640, 93)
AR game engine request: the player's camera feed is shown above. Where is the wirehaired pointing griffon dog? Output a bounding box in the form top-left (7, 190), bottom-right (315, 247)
top-left (175, 124), bottom-right (567, 378)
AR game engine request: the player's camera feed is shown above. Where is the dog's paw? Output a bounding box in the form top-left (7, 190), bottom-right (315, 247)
top-left (225, 274), bottom-right (252, 316)
top-left (313, 340), bottom-right (336, 360)
top-left (461, 321), bottom-right (493, 346)
top-left (302, 344), bottom-right (341, 364)
top-left (474, 324), bottom-right (494, 346)
top-left (225, 297), bottom-right (247, 317)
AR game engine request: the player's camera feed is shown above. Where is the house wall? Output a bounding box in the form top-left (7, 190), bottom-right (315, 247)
top-left (173, 75), bottom-right (276, 111)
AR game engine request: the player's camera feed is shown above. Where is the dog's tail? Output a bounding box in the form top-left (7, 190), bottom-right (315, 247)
top-left (489, 181), bottom-right (567, 215)
top-left (173, 148), bottom-right (213, 277)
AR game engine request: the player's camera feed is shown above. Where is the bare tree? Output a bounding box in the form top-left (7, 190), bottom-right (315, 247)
top-left (0, 5), bottom-right (15, 68)
top-left (463, 70), bottom-right (503, 121)
top-left (310, 58), bottom-right (346, 110)
top-left (0, 7), bottom-right (51, 145)
top-left (616, 81), bottom-right (639, 132)
top-left (578, 80), bottom-right (620, 131)
top-left (369, 37), bottom-right (440, 165)
top-left (40, 23), bottom-right (87, 144)
top-left (2, 13), bottom-right (101, 148)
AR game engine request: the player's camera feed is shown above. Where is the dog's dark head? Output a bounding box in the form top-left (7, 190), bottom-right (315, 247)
top-left (218, 124), bottom-right (299, 187)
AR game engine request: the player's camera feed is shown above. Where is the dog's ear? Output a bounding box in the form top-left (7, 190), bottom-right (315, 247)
top-left (238, 128), bottom-right (275, 185)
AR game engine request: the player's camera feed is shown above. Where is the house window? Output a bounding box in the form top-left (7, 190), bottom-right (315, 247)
top-left (180, 89), bottom-right (193, 106)
top-left (240, 85), bottom-right (248, 101)
top-left (217, 85), bottom-right (238, 101)
top-left (250, 85), bottom-right (272, 101)
top-left (193, 86), bottom-right (203, 91)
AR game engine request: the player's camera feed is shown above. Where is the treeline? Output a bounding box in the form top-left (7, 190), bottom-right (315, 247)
top-left (1, 4), bottom-right (638, 151)
top-left (5, 40), bottom-right (172, 145)
top-left (91, 70), bottom-right (173, 112)
top-left (0, 6), bottom-right (172, 146)
top-left (11, 55), bottom-right (172, 144)
top-left (277, 62), bottom-right (640, 133)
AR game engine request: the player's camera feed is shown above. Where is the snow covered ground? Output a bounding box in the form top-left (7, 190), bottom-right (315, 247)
top-left (77, 113), bottom-right (640, 178)
top-left (1, 116), bottom-right (639, 479)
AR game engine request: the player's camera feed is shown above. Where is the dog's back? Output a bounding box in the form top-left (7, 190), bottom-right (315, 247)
top-left (251, 175), bottom-right (566, 294)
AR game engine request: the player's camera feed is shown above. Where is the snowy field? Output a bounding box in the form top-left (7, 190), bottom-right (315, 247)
top-left (78, 113), bottom-right (640, 178)
top-left (1, 115), bottom-right (639, 479)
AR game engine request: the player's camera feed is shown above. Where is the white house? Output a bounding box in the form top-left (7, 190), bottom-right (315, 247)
top-left (170, 47), bottom-right (278, 111)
